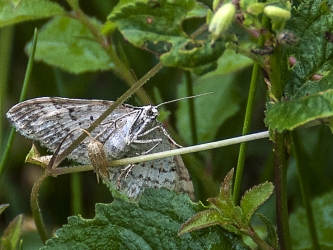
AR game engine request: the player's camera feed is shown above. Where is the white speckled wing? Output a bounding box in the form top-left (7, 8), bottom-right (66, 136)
top-left (6, 97), bottom-right (194, 200)
top-left (6, 97), bottom-right (139, 164)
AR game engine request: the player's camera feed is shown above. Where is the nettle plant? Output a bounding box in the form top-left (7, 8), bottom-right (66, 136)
top-left (1, 0), bottom-right (333, 249)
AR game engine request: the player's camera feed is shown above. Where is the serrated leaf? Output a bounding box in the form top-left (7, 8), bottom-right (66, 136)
top-left (240, 182), bottom-right (274, 224)
top-left (257, 213), bottom-right (279, 249)
top-left (0, 0), bottom-right (65, 27)
top-left (205, 169), bottom-right (238, 225)
top-left (265, 0), bottom-right (333, 132)
top-left (25, 16), bottom-right (113, 74)
top-left (290, 190), bottom-right (333, 249)
top-left (207, 198), bottom-right (229, 212)
top-left (178, 209), bottom-right (227, 235)
top-left (108, 0), bottom-right (225, 72)
top-left (0, 214), bottom-right (23, 250)
top-left (265, 90), bottom-right (333, 132)
top-left (219, 168), bottom-right (234, 200)
top-left (42, 188), bottom-right (249, 250)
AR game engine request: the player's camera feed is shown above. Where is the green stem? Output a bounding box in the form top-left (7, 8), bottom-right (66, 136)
top-left (274, 132), bottom-right (291, 250)
top-left (185, 71), bottom-right (197, 145)
top-left (49, 131), bottom-right (269, 176)
top-left (0, 26), bottom-right (13, 153)
top-left (290, 132), bottom-right (320, 250)
top-left (30, 172), bottom-right (49, 243)
top-left (247, 226), bottom-right (274, 250)
top-left (267, 18), bottom-right (292, 250)
top-left (0, 28), bottom-right (37, 179)
top-left (233, 15), bottom-right (269, 203)
top-left (71, 173), bottom-right (83, 215)
top-left (233, 61), bottom-right (260, 203)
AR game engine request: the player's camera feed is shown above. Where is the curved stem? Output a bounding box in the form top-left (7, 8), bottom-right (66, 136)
top-left (31, 172), bottom-right (49, 243)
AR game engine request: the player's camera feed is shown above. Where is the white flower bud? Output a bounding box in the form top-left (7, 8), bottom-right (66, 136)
top-left (264, 6), bottom-right (291, 20)
top-left (209, 3), bottom-right (236, 41)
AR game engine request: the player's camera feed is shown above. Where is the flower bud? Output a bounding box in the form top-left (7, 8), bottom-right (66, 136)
top-left (209, 3), bottom-right (236, 41)
top-left (246, 3), bottom-right (265, 15)
top-left (264, 3), bottom-right (291, 31)
top-left (264, 6), bottom-right (291, 20)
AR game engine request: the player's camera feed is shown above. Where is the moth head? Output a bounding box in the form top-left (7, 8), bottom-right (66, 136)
top-left (146, 106), bottom-right (159, 118)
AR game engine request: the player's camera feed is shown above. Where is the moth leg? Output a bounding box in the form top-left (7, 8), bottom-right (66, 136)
top-left (133, 140), bottom-right (162, 155)
top-left (157, 125), bottom-right (182, 148)
top-left (138, 124), bottom-right (182, 148)
top-left (130, 137), bottom-right (162, 155)
top-left (117, 164), bottom-right (134, 188)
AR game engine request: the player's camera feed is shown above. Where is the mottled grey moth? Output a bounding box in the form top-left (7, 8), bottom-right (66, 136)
top-left (6, 97), bottom-right (194, 200)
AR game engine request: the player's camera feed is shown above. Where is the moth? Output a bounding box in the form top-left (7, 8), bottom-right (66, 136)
top-left (6, 97), bottom-right (195, 200)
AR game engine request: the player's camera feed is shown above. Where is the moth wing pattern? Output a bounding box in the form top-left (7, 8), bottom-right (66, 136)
top-left (7, 97), bottom-right (195, 200)
top-left (6, 97), bottom-right (138, 164)
top-left (107, 123), bottom-right (195, 201)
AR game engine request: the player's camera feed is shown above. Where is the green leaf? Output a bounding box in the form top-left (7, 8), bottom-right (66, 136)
top-left (0, 204), bottom-right (9, 214)
top-left (0, 0), bottom-right (65, 27)
top-left (0, 214), bottom-right (23, 250)
top-left (178, 209), bottom-right (226, 235)
top-left (240, 182), bottom-right (274, 224)
top-left (219, 168), bottom-right (234, 201)
top-left (176, 72), bottom-right (242, 144)
top-left (265, 90), bottom-right (333, 132)
top-left (256, 213), bottom-right (279, 250)
top-left (108, 0), bottom-right (225, 73)
top-left (206, 169), bottom-right (239, 230)
top-left (265, 0), bottom-right (333, 132)
top-left (289, 190), bottom-right (333, 249)
top-left (42, 188), bottom-right (249, 250)
top-left (25, 16), bottom-right (113, 74)
top-left (207, 198), bottom-right (235, 219)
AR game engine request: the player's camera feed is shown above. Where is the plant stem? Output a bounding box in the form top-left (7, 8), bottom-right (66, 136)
top-left (71, 173), bottom-right (83, 215)
top-left (49, 131), bottom-right (269, 176)
top-left (247, 226), bottom-right (274, 250)
top-left (0, 26), bottom-right (13, 153)
top-left (31, 172), bottom-right (49, 243)
top-left (290, 131), bottom-right (320, 250)
top-left (0, 28), bottom-right (37, 178)
top-left (233, 61), bottom-right (260, 203)
top-left (233, 15), bottom-right (269, 204)
top-left (274, 131), bottom-right (291, 250)
top-left (185, 71), bottom-right (198, 145)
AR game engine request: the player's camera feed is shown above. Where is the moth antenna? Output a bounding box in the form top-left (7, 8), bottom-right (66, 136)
top-left (156, 92), bottom-right (213, 108)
